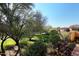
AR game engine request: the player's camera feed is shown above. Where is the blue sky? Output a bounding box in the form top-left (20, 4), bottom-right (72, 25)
top-left (34, 3), bottom-right (79, 27)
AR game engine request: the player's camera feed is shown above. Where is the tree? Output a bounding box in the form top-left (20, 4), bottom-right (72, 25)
top-left (33, 11), bottom-right (47, 33)
top-left (25, 11), bottom-right (47, 41)
top-left (0, 3), bottom-right (34, 56)
top-left (44, 25), bottom-right (53, 32)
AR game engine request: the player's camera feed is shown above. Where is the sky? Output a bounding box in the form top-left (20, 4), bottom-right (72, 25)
top-left (34, 3), bottom-right (79, 27)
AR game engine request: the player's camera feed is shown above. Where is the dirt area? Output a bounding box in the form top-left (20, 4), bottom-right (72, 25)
top-left (0, 46), bottom-right (20, 56)
top-left (71, 44), bottom-right (79, 56)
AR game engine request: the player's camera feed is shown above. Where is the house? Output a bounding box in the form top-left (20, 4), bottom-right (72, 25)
top-left (59, 27), bottom-right (70, 32)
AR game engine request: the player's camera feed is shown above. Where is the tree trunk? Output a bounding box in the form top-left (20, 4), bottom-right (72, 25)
top-left (13, 39), bottom-right (20, 56)
top-left (15, 41), bottom-right (20, 56)
top-left (1, 39), bottom-right (6, 56)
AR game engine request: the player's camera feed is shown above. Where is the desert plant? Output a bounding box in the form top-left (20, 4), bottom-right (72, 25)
top-left (25, 40), bottom-right (47, 56)
top-left (49, 30), bottom-right (61, 46)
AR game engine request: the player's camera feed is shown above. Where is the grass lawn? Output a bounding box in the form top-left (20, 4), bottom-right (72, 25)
top-left (0, 36), bottom-right (36, 48)
top-left (4, 38), bottom-right (16, 47)
top-left (0, 38), bottom-right (16, 47)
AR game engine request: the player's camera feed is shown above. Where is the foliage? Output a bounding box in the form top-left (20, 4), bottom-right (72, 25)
top-left (0, 3), bottom-right (34, 55)
top-left (61, 32), bottom-right (69, 39)
top-left (67, 43), bottom-right (75, 51)
top-left (25, 40), bottom-right (47, 56)
top-left (3, 38), bottom-right (16, 47)
top-left (20, 40), bottom-right (34, 47)
top-left (20, 40), bottom-right (28, 46)
top-left (24, 11), bottom-right (47, 40)
top-left (0, 38), bottom-right (16, 47)
top-left (0, 3), bottom-right (47, 55)
top-left (49, 30), bottom-right (61, 46)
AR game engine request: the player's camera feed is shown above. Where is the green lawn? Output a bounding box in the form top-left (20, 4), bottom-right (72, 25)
top-left (0, 38), bottom-right (16, 47)
top-left (0, 36), bottom-right (36, 48)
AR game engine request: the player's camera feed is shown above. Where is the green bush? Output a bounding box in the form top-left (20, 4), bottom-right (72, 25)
top-left (20, 30), bottom-right (62, 56)
top-left (49, 30), bottom-right (61, 46)
top-left (20, 40), bottom-right (28, 45)
top-left (67, 43), bottom-right (75, 51)
top-left (25, 40), bottom-right (47, 56)
top-left (39, 35), bottom-right (49, 43)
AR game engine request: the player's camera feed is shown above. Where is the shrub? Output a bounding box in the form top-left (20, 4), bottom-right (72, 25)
top-left (25, 40), bottom-right (47, 56)
top-left (20, 40), bottom-right (28, 46)
top-left (39, 34), bottom-right (49, 43)
top-left (67, 43), bottom-right (75, 50)
top-left (49, 30), bottom-right (61, 46)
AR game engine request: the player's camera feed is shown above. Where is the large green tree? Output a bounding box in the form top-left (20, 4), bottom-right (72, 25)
top-left (25, 11), bottom-right (47, 40)
top-left (0, 3), bottom-right (47, 56)
top-left (0, 3), bottom-right (33, 56)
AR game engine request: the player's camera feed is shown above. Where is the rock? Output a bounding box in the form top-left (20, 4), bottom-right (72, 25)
top-left (71, 44), bottom-right (79, 56)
